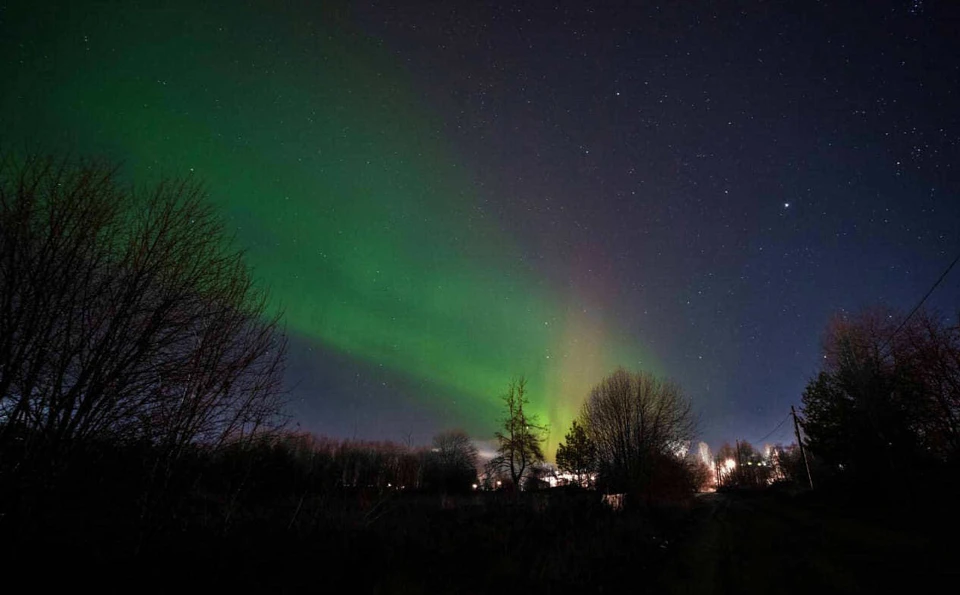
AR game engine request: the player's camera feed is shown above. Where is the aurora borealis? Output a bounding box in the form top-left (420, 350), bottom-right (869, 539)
top-left (2, 0), bottom-right (958, 450)
top-left (1, 0), bottom-right (654, 447)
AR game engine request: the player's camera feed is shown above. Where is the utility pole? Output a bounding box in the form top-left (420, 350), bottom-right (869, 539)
top-left (791, 406), bottom-right (814, 490)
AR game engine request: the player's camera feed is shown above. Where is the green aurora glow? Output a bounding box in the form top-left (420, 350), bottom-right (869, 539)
top-left (1, 0), bottom-right (660, 447)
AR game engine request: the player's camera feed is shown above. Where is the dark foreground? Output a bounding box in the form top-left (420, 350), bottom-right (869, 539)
top-left (5, 486), bottom-right (955, 593)
top-left (658, 488), bottom-right (957, 594)
top-left (5, 487), bottom-right (680, 593)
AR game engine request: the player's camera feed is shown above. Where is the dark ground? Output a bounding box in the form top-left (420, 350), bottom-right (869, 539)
top-left (6, 485), bottom-right (956, 593)
top-left (657, 489), bottom-right (957, 594)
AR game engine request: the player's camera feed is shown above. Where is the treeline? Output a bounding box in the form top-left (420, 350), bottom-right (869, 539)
top-left (215, 430), bottom-right (478, 496)
top-left (713, 440), bottom-right (808, 490)
top-left (800, 307), bottom-right (960, 491)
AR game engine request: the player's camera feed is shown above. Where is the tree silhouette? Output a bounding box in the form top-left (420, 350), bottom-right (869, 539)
top-left (577, 368), bottom-right (696, 497)
top-left (556, 419), bottom-right (596, 487)
top-left (801, 307), bottom-right (960, 485)
top-left (490, 377), bottom-right (546, 490)
top-left (425, 429), bottom-right (478, 493)
top-left (0, 153), bottom-right (286, 473)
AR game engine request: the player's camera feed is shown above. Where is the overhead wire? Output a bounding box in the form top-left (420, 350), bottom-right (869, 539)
top-left (753, 412), bottom-right (792, 445)
top-left (738, 251), bottom-right (959, 450)
top-left (878, 249), bottom-right (960, 354)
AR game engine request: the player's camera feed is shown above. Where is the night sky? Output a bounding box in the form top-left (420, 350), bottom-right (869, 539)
top-left (2, 0), bottom-right (958, 453)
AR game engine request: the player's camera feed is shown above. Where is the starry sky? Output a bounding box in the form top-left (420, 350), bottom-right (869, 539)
top-left (2, 0), bottom-right (958, 453)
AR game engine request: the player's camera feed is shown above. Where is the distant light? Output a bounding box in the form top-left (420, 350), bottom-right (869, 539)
top-left (784, 202), bottom-right (790, 208)
top-left (472, 483), bottom-right (478, 490)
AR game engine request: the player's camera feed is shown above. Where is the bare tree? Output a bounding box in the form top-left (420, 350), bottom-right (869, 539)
top-left (0, 153), bottom-right (286, 471)
top-left (684, 455), bottom-right (714, 492)
top-left (714, 442), bottom-right (737, 488)
top-left (425, 429), bottom-right (479, 493)
top-left (578, 368), bottom-right (696, 496)
top-left (490, 377), bottom-right (546, 490)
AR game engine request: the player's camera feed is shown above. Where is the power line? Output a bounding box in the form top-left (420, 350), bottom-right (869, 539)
top-left (754, 412), bottom-right (792, 445)
top-left (737, 252), bottom-right (960, 481)
top-left (879, 250), bottom-right (960, 354)
top-left (744, 252), bottom-right (959, 452)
